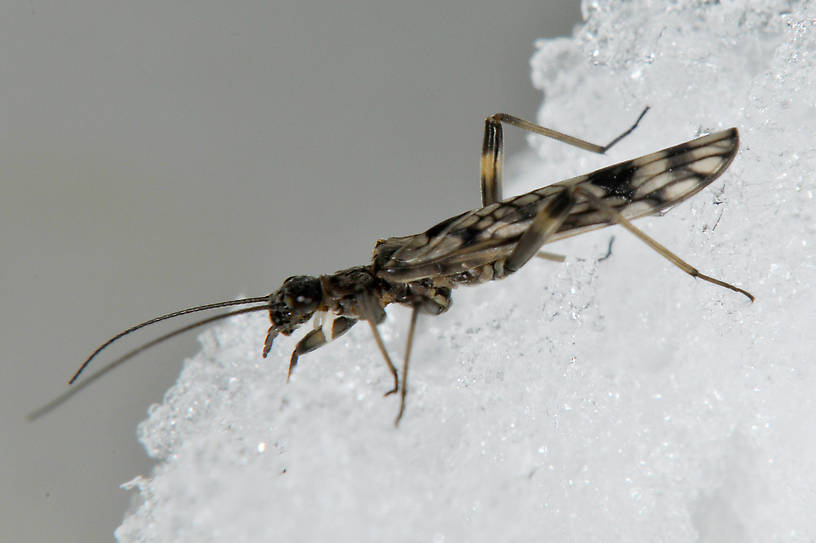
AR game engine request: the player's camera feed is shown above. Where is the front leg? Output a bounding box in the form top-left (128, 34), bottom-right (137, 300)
top-left (286, 316), bottom-right (357, 380)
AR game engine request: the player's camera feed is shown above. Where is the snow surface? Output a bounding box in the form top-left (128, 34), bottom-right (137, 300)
top-left (117, 2), bottom-right (816, 541)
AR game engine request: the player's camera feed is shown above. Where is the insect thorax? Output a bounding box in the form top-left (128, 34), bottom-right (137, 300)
top-left (312, 265), bottom-right (452, 322)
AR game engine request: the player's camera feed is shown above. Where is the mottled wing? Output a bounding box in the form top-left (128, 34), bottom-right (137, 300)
top-left (376, 128), bottom-right (739, 282)
top-left (555, 127), bottom-right (739, 237)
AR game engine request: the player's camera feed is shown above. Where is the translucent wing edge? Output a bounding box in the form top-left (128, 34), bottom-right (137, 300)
top-left (377, 128), bottom-right (739, 280)
top-left (551, 128), bottom-right (739, 240)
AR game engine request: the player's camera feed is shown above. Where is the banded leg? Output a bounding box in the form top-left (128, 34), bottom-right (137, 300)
top-left (505, 188), bottom-right (576, 273)
top-left (480, 106), bottom-right (649, 206)
top-left (287, 316), bottom-right (357, 380)
top-left (574, 186), bottom-right (754, 301)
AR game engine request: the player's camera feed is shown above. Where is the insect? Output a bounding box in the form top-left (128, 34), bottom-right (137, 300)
top-left (70, 108), bottom-right (753, 425)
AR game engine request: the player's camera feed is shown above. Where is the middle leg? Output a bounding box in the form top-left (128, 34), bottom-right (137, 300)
top-left (392, 286), bottom-right (453, 425)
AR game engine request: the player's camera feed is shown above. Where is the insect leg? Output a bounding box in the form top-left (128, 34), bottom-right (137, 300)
top-left (574, 186), bottom-right (754, 301)
top-left (366, 321), bottom-right (400, 396)
top-left (394, 305), bottom-right (420, 426)
top-left (287, 316), bottom-right (357, 380)
top-left (536, 251), bottom-right (566, 263)
top-left (480, 114), bottom-right (504, 206)
top-left (393, 287), bottom-right (451, 425)
top-left (480, 107), bottom-right (649, 206)
top-left (357, 294), bottom-right (400, 395)
top-left (505, 189), bottom-right (576, 273)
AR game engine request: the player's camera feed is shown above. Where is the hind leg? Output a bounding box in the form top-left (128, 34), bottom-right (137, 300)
top-left (480, 108), bottom-right (649, 206)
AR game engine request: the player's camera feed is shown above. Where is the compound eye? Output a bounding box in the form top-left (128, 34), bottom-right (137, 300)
top-left (282, 276), bottom-right (322, 312)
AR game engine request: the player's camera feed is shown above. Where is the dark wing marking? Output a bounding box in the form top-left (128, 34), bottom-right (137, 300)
top-left (554, 127), bottom-right (739, 237)
top-left (375, 128), bottom-right (739, 282)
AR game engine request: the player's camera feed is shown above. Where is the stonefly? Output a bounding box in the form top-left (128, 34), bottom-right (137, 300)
top-left (70, 108), bottom-right (753, 425)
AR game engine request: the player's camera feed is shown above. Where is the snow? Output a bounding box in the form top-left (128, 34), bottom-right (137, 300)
top-left (117, 1), bottom-right (816, 541)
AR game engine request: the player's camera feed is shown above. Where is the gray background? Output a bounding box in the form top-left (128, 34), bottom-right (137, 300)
top-left (1, 2), bottom-right (580, 541)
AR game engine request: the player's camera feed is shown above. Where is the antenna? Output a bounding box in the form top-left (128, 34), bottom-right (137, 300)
top-left (69, 295), bottom-right (270, 384)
